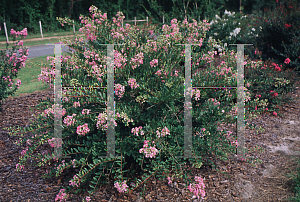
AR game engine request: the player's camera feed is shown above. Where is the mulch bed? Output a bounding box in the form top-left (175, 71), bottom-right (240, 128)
top-left (1, 77), bottom-right (300, 201)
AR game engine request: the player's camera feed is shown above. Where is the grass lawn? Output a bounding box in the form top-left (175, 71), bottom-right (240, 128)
top-left (5, 54), bottom-right (54, 99)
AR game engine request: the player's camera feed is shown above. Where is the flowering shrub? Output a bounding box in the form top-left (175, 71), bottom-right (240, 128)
top-left (0, 28), bottom-right (29, 111)
top-left (243, 55), bottom-right (297, 117)
top-left (3, 5), bottom-right (298, 201)
top-left (254, 0), bottom-right (300, 73)
top-left (206, 10), bottom-right (259, 54)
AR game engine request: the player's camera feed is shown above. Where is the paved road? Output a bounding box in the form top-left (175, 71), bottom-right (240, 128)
top-left (26, 44), bottom-right (74, 58)
top-left (3, 44), bottom-right (75, 59)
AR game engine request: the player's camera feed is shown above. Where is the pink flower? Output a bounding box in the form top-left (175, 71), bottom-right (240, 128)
top-left (16, 163), bottom-right (24, 171)
top-left (82, 109), bottom-right (91, 115)
top-left (63, 114), bottom-right (77, 126)
top-left (114, 181), bottom-right (128, 193)
top-left (285, 24), bottom-right (291, 28)
top-left (128, 78), bottom-right (139, 89)
top-left (115, 83), bottom-right (125, 99)
top-left (76, 123), bottom-right (90, 136)
top-left (271, 91), bottom-right (278, 97)
top-left (273, 111), bottom-right (277, 116)
top-left (156, 126), bottom-right (170, 137)
top-left (69, 174), bottom-right (81, 187)
top-left (17, 40), bottom-right (23, 46)
top-left (131, 126), bottom-right (144, 136)
top-left (188, 176), bottom-right (205, 199)
top-left (55, 189), bottom-right (68, 202)
top-left (139, 140), bottom-right (158, 158)
top-left (284, 58), bottom-right (290, 64)
top-left (48, 138), bottom-right (63, 148)
top-left (150, 59), bottom-right (158, 67)
top-left (167, 177), bottom-right (172, 184)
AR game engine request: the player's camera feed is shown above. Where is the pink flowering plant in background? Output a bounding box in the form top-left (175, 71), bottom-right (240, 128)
top-left (3, 5), bottom-right (298, 201)
top-left (0, 27), bottom-right (29, 111)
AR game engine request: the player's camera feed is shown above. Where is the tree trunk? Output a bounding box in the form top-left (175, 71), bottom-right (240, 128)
top-left (68, 0), bottom-right (73, 18)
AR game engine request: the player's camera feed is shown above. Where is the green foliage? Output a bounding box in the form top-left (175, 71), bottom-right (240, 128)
top-left (0, 37), bottom-right (29, 111)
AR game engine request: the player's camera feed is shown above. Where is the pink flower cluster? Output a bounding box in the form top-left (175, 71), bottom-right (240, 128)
top-left (91, 64), bottom-right (104, 82)
top-left (112, 11), bottom-right (125, 27)
top-left (48, 138), bottom-right (63, 148)
top-left (14, 79), bottom-right (21, 89)
top-left (42, 105), bottom-right (66, 118)
top-left (209, 98), bottom-right (220, 106)
top-left (131, 126), bottom-right (144, 136)
top-left (76, 123), bottom-right (90, 136)
top-left (84, 196), bottom-right (91, 202)
top-left (191, 88), bottom-right (201, 101)
top-left (128, 78), bottom-right (139, 89)
top-left (10, 28), bottom-right (28, 38)
top-left (156, 126), bottom-right (170, 138)
top-left (116, 112), bottom-right (134, 125)
top-left (56, 160), bottom-right (66, 176)
top-left (270, 90), bottom-right (278, 97)
top-left (17, 40), bottom-right (23, 46)
top-left (2, 75), bottom-right (15, 89)
top-left (111, 28), bottom-right (125, 40)
top-left (115, 83), bottom-right (125, 99)
top-left (21, 147), bottom-right (28, 157)
top-left (284, 58), bottom-right (290, 64)
top-left (94, 13), bottom-right (107, 25)
top-left (4, 48), bottom-right (28, 72)
top-left (82, 109), bottom-right (91, 115)
top-left (55, 189), bottom-right (68, 202)
top-left (73, 101), bottom-right (80, 108)
top-left (271, 62), bottom-right (282, 71)
top-left (79, 22), bottom-right (97, 41)
top-left (71, 159), bottom-right (76, 168)
top-left (16, 163), bottom-right (24, 171)
top-left (150, 59), bottom-right (158, 67)
top-left (130, 52), bottom-right (144, 69)
top-left (146, 40), bottom-right (158, 52)
top-left (285, 24), bottom-right (291, 28)
top-left (69, 174), bottom-right (81, 187)
top-left (63, 114), bottom-right (77, 126)
top-left (154, 69), bottom-right (179, 83)
top-left (139, 140), bottom-right (159, 158)
top-left (114, 181), bottom-right (129, 193)
top-left (96, 112), bottom-right (117, 131)
top-left (114, 50), bottom-right (127, 69)
top-left (188, 176), bottom-right (206, 199)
